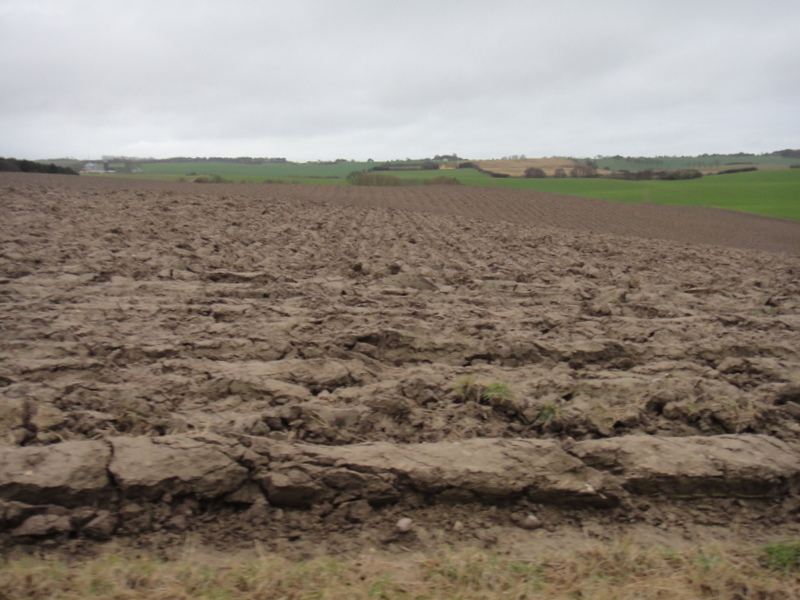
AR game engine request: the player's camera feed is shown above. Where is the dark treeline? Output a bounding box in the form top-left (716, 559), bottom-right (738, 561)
top-left (696, 150), bottom-right (800, 159)
top-left (0, 157), bottom-right (78, 175)
top-left (457, 162), bottom-right (510, 178)
top-left (716, 167), bottom-right (759, 175)
top-left (771, 149), bottom-right (800, 159)
top-left (369, 161), bottom-right (440, 172)
top-left (612, 169), bottom-right (703, 181)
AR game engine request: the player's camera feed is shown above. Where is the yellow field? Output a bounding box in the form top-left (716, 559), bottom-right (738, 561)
top-left (473, 158), bottom-right (579, 177)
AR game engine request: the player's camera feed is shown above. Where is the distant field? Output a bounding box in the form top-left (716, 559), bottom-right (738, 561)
top-left (594, 154), bottom-right (799, 172)
top-left (83, 160), bottom-right (800, 221)
top-left (507, 169), bottom-right (800, 221)
top-left (101, 161), bottom-right (375, 184)
top-left (471, 158), bottom-right (578, 177)
top-left (389, 168), bottom-right (800, 221)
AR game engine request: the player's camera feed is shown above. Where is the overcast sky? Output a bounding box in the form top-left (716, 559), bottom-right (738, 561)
top-left (1, 0), bottom-right (798, 162)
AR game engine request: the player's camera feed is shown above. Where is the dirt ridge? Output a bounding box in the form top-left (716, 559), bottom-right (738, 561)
top-left (1, 433), bottom-right (798, 542)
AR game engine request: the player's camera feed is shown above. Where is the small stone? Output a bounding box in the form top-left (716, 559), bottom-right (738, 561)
top-left (519, 514), bottom-right (542, 530)
top-left (396, 517), bottom-right (414, 533)
top-left (452, 520), bottom-right (464, 532)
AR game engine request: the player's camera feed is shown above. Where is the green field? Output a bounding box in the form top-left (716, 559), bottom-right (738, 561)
top-left (84, 161), bottom-right (800, 221)
top-left (576, 169), bottom-right (800, 220)
top-left (125, 161), bottom-right (374, 184)
top-left (385, 168), bottom-right (800, 220)
top-left (593, 154), bottom-right (799, 172)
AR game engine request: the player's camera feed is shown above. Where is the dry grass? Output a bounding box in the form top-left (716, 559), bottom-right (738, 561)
top-left (473, 158), bottom-right (578, 177)
top-left (1, 540), bottom-right (798, 600)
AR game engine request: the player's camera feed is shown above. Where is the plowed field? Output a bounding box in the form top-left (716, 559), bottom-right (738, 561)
top-left (1, 172), bottom-right (800, 559)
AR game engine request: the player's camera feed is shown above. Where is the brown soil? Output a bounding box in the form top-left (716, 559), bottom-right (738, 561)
top-left (1, 172), bottom-right (800, 559)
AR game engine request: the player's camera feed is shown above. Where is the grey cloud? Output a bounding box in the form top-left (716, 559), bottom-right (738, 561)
top-left (1, 0), bottom-right (798, 160)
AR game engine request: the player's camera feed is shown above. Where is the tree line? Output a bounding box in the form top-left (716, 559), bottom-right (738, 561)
top-left (0, 157), bottom-right (78, 175)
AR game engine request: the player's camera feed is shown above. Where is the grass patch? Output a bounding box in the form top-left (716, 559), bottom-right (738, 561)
top-left (535, 401), bottom-right (561, 426)
top-left (1, 541), bottom-right (798, 599)
top-left (454, 377), bottom-right (517, 412)
top-left (763, 539), bottom-right (800, 572)
top-left (481, 381), bottom-right (513, 405)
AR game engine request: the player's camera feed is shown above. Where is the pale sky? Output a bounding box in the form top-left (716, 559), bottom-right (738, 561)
top-left (1, 0), bottom-right (798, 161)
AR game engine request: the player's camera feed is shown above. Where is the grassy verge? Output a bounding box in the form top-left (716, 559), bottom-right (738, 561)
top-left (2, 540), bottom-right (798, 599)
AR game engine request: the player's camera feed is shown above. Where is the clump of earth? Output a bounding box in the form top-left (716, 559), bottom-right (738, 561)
top-left (1, 172), bottom-right (799, 558)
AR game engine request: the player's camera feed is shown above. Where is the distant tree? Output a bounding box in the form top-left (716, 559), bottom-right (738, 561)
top-left (0, 158), bottom-right (20, 172)
top-left (553, 168), bottom-right (567, 178)
top-left (0, 157), bottom-right (77, 175)
top-left (570, 164), bottom-right (597, 178)
top-left (716, 167), bottom-right (756, 175)
top-left (660, 169), bottom-right (703, 180)
top-left (524, 167), bottom-right (547, 178)
top-left (772, 149), bottom-right (800, 159)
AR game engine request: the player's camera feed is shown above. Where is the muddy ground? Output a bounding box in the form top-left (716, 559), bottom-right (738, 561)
top-left (1, 172), bottom-right (799, 559)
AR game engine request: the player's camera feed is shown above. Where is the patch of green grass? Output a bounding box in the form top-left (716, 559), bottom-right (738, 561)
top-left (535, 402), bottom-right (560, 426)
top-left (481, 381), bottom-right (513, 405)
top-left (454, 377), bottom-right (517, 412)
top-left (762, 539), bottom-right (800, 571)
